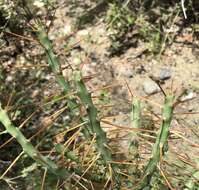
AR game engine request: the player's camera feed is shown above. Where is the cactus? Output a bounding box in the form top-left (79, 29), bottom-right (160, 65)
top-left (135, 95), bottom-right (174, 189)
top-left (35, 22), bottom-right (70, 94)
top-left (35, 22), bottom-right (91, 137)
top-left (74, 71), bottom-right (121, 187)
top-left (35, 23), bottom-right (120, 186)
top-left (73, 71), bottom-right (112, 162)
top-left (128, 97), bottom-right (141, 180)
top-left (0, 104), bottom-right (68, 177)
top-left (36, 22), bottom-right (113, 163)
top-left (129, 97), bottom-right (141, 159)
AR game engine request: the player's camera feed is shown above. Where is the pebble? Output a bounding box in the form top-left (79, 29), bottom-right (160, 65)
top-left (180, 90), bottom-right (196, 101)
top-left (143, 80), bottom-right (160, 95)
top-left (159, 68), bottom-right (171, 80)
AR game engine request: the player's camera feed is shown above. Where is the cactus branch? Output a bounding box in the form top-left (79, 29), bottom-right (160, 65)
top-left (35, 22), bottom-right (91, 137)
top-left (0, 104), bottom-right (68, 176)
top-left (74, 71), bottom-right (112, 162)
top-left (129, 97), bottom-right (141, 160)
top-left (74, 71), bottom-right (121, 187)
top-left (36, 23), bottom-right (113, 164)
top-left (35, 21), bottom-right (120, 187)
top-left (135, 95), bottom-right (174, 189)
top-left (35, 23), bottom-right (70, 94)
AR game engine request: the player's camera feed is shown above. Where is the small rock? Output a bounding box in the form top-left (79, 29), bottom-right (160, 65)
top-left (143, 80), bottom-right (160, 95)
top-left (159, 68), bottom-right (171, 80)
top-left (89, 52), bottom-right (98, 62)
top-left (180, 90), bottom-right (196, 101)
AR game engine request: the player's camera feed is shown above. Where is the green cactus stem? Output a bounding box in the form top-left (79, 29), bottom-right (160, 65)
top-left (128, 97), bottom-right (141, 179)
top-left (0, 104), bottom-right (68, 176)
top-left (135, 95), bottom-right (174, 189)
top-left (73, 71), bottom-right (112, 162)
top-left (74, 71), bottom-right (121, 187)
top-left (129, 97), bottom-right (141, 159)
top-left (35, 23), bottom-right (70, 93)
top-left (36, 23), bottom-right (114, 165)
top-left (35, 22), bottom-right (91, 137)
top-left (35, 22), bottom-right (120, 187)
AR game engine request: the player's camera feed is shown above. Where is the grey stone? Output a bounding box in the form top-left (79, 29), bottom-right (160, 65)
top-left (159, 68), bottom-right (171, 80)
top-left (180, 90), bottom-right (196, 101)
top-left (143, 80), bottom-right (160, 95)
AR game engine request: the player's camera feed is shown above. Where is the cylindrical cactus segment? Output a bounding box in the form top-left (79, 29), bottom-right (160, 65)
top-left (36, 23), bottom-right (70, 93)
top-left (74, 71), bottom-right (112, 162)
top-left (135, 95), bottom-right (174, 189)
top-left (0, 104), bottom-right (67, 176)
top-left (35, 23), bottom-right (91, 137)
top-left (129, 97), bottom-right (141, 159)
top-left (35, 23), bottom-right (120, 187)
top-left (74, 71), bottom-right (121, 187)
